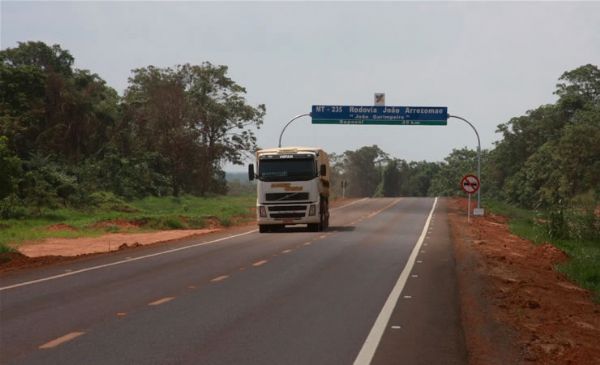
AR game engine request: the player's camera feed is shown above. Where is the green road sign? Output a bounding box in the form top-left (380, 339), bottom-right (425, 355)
top-left (311, 105), bottom-right (448, 126)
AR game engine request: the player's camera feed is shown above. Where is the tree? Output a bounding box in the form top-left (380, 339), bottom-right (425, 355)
top-left (341, 145), bottom-right (387, 197)
top-left (328, 152), bottom-right (345, 198)
top-left (555, 64), bottom-right (600, 114)
top-left (555, 108), bottom-right (600, 199)
top-left (381, 159), bottom-right (401, 197)
top-left (184, 63), bottom-right (265, 194)
top-left (123, 63), bottom-right (265, 195)
top-left (0, 136), bottom-right (22, 200)
top-left (488, 64), bottom-right (600, 207)
top-left (0, 41), bottom-right (119, 162)
top-left (406, 161), bottom-right (441, 197)
top-left (429, 148), bottom-right (479, 197)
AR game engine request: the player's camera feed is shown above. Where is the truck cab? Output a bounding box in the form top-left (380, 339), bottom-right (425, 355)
top-left (249, 147), bottom-right (330, 233)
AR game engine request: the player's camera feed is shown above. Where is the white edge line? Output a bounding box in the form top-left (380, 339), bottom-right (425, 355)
top-left (353, 197), bottom-right (438, 365)
top-left (1, 197), bottom-right (370, 292)
top-left (0, 229), bottom-right (258, 292)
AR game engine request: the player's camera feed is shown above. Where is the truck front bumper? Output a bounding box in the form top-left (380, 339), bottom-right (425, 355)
top-left (256, 203), bottom-right (320, 225)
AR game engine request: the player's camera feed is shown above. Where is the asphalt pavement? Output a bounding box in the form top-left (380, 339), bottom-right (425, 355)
top-left (0, 198), bottom-right (466, 365)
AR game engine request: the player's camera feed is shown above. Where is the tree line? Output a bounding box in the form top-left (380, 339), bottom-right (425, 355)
top-left (0, 41), bottom-right (264, 217)
top-left (330, 65), bottom-right (599, 240)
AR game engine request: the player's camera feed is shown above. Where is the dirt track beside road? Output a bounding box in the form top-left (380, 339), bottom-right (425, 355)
top-left (17, 229), bottom-right (220, 258)
top-left (448, 198), bottom-right (600, 365)
top-left (0, 198), bottom-right (358, 274)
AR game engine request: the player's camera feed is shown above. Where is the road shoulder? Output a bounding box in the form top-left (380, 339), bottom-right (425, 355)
top-left (448, 197), bottom-right (600, 365)
top-left (370, 198), bottom-right (468, 364)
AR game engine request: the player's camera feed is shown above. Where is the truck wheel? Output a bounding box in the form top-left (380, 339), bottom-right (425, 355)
top-left (259, 225), bottom-right (268, 233)
top-left (308, 223), bottom-right (319, 232)
top-left (313, 210), bottom-right (323, 232)
top-left (318, 199), bottom-right (327, 231)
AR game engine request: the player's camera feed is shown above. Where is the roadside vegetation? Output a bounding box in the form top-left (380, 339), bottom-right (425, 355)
top-left (486, 199), bottom-right (600, 301)
top-left (0, 41), bottom-right (261, 254)
top-left (0, 194), bottom-right (255, 250)
top-left (1, 41), bottom-right (263, 219)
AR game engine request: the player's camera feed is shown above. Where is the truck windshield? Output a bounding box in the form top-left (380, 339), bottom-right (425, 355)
top-left (258, 158), bottom-right (316, 181)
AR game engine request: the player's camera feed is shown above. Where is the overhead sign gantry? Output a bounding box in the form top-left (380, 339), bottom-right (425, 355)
top-left (311, 105), bottom-right (448, 125)
top-left (277, 102), bottom-right (483, 216)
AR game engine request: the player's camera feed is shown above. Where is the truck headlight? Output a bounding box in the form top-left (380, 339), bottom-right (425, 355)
top-left (259, 206), bottom-right (267, 217)
top-left (309, 205), bottom-right (316, 216)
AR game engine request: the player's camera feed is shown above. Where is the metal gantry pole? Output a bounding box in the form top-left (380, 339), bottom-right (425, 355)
top-left (448, 114), bottom-right (482, 211)
top-left (278, 113), bottom-right (312, 148)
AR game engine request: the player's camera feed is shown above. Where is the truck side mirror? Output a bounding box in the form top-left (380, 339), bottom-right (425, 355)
top-left (320, 164), bottom-right (327, 177)
top-left (248, 164), bottom-right (255, 181)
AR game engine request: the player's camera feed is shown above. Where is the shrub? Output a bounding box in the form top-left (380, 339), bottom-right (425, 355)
top-left (88, 191), bottom-right (137, 212)
top-left (0, 195), bottom-right (27, 219)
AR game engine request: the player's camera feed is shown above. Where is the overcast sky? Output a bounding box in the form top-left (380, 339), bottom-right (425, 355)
top-left (2, 1), bottom-right (599, 171)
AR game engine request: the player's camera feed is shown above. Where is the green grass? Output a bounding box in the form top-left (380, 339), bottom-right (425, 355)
top-left (0, 194), bottom-right (256, 249)
top-left (0, 242), bottom-right (16, 253)
top-left (486, 200), bottom-right (600, 301)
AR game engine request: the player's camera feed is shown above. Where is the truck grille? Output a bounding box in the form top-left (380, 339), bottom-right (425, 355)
top-left (267, 205), bottom-right (307, 219)
top-left (265, 192), bottom-right (309, 201)
top-left (270, 213), bottom-right (306, 219)
top-left (268, 206), bottom-right (306, 212)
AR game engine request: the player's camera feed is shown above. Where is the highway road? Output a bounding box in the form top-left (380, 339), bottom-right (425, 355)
top-left (0, 198), bottom-right (466, 365)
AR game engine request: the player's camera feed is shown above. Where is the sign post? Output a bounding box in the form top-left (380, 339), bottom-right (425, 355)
top-left (449, 115), bottom-right (483, 216)
top-left (461, 174), bottom-right (480, 222)
top-left (278, 113), bottom-right (311, 148)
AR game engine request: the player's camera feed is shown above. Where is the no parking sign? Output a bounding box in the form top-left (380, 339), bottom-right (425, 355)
top-left (461, 174), bottom-right (480, 195)
top-left (461, 174), bottom-right (480, 222)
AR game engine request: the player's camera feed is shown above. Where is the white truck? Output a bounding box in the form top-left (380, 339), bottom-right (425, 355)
top-left (248, 147), bottom-right (330, 233)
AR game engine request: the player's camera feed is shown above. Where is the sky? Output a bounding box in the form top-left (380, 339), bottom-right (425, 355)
top-left (2, 1), bottom-right (600, 171)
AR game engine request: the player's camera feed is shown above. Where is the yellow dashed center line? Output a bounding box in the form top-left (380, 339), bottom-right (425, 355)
top-left (188, 285), bottom-right (197, 289)
top-left (116, 312), bottom-right (127, 317)
top-left (281, 249), bottom-right (293, 254)
top-left (303, 242), bottom-right (312, 246)
top-left (363, 199), bottom-right (402, 220)
top-left (210, 275), bottom-right (229, 283)
top-left (39, 332), bottom-right (85, 349)
top-left (252, 260), bottom-right (268, 267)
top-left (148, 297), bottom-right (175, 306)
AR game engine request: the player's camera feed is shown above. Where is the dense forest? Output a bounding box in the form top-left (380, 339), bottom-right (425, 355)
top-left (1, 42), bottom-right (598, 239)
top-left (1, 41), bottom-right (264, 217)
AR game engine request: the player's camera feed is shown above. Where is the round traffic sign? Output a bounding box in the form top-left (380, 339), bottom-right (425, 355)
top-left (461, 174), bottom-right (480, 194)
